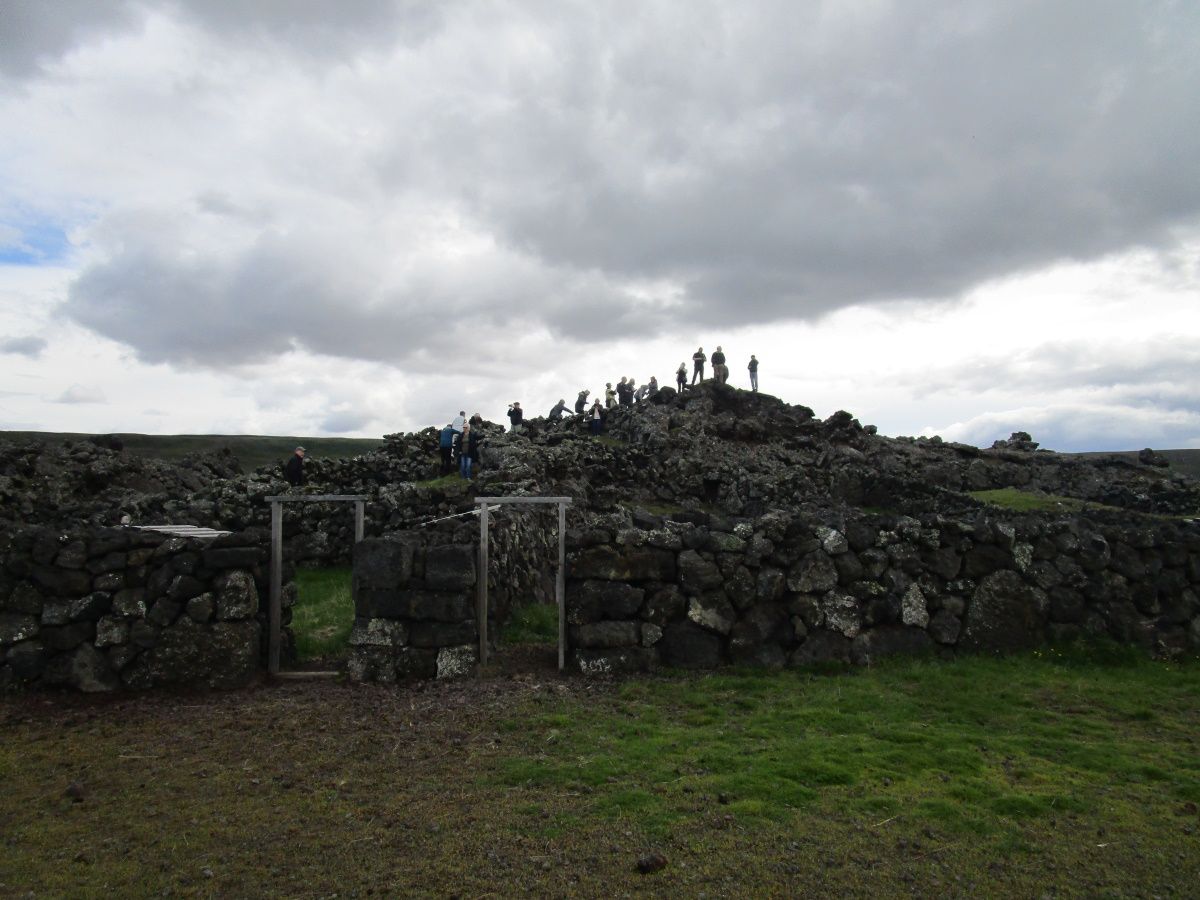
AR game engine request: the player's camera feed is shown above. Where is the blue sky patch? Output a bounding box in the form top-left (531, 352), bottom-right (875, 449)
top-left (0, 219), bottom-right (71, 266)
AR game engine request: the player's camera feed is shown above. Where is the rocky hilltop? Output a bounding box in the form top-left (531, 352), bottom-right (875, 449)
top-left (2, 385), bottom-right (1197, 550)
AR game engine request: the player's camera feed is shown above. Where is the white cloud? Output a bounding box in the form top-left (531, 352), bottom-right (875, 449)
top-left (54, 384), bottom-right (107, 405)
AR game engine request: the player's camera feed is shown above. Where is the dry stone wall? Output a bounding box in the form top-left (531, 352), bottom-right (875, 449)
top-left (0, 525), bottom-right (291, 692)
top-left (564, 509), bottom-right (1200, 674)
top-left (348, 504), bottom-right (560, 683)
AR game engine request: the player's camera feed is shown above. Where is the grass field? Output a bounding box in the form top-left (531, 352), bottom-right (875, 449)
top-left (2, 644), bottom-right (1196, 896)
top-left (291, 567), bottom-right (354, 662)
top-left (0, 431), bottom-right (382, 471)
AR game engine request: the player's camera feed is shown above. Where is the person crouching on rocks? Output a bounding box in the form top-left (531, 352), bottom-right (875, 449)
top-left (455, 424), bottom-right (480, 479)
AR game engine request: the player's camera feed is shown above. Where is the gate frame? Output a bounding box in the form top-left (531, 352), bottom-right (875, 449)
top-left (475, 496), bottom-right (572, 672)
top-left (265, 493), bottom-right (368, 676)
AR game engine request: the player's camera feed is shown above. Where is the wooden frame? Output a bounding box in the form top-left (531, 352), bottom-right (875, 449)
top-left (264, 494), bottom-right (368, 676)
top-left (474, 496), bottom-right (572, 671)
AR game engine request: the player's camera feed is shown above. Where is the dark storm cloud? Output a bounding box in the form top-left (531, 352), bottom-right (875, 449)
top-left (0, 1), bottom-right (140, 78)
top-left (36, 0), bottom-right (1200, 367)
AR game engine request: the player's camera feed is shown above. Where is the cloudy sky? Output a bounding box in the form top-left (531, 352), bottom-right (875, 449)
top-left (1, 0), bottom-right (1198, 452)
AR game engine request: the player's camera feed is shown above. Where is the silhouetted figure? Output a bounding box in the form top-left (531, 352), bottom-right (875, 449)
top-left (712, 345), bottom-right (728, 385)
top-left (283, 446), bottom-right (306, 486)
top-left (575, 390), bottom-right (590, 414)
top-left (676, 363), bottom-right (687, 392)
top-left (748, 355), bottom-right (758, 392)
top-left (692, 347), bottom-right (706, 384)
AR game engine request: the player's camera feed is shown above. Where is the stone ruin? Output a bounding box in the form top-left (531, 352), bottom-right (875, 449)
top-left (2, 382), bottom-right (1199, 690)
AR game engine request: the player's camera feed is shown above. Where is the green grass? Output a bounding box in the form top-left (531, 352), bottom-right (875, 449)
top-left (411, 472), bottom-right (468, 490)
top-left (0, 431), bottom-right (382, 471)
top-left (1, 645), bottom-right (1197, 896)
top-left (291, 566), bottom-right (354, 661)
top-left (502, 602), bottom-right (559, 644)
top-left (970, 487), bottom-right (1088, 512)
top-left (485, 644), bottom-right (1200, 849)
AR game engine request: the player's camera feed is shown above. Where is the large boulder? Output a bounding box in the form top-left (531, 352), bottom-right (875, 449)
top-left (216, 571), bottom-right (259, 620)
top-left (133, 618), bottom-right (261, 689)
top-left (423, 544), bottom-right (476, 590)
top-left (566, 580), bottom-right (645, 624)
top-left (659, 621), bottom-right (723, 669)
top-left (961, 570), bottom-right (1048, 652)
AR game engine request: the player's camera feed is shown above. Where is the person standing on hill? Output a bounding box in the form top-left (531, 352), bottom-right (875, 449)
top-left (605, 382), bottom-right (616, 408)
top-left (438, 425), bottom-right (455, 475)
top-left (589, 399), bottom-right (605, 435)
top-left (618, 378), bottom-right (634, 407)
top-left (711, 346), bottom-right (727, 385)
top-left (455, 425), bottom-right (479, 479)
top-left (451, 411), bottom-right (465, 434)
top-left (676, 363), bottom-right (687, 392)
top-left (283, 446), bottom-right (306, 486)
top-left (575, 389), bottom-right (590, 414)
top-left (692, 347), bottom-right (706, 384)
top-left (748, 354), bottom-right (759, 392)
top-left (507, 401), bottom-right (524, 434)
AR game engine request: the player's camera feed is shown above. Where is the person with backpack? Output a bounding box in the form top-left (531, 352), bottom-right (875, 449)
top-left (438, 425), bottom-right (455, 475)
top-left (692, 347), bottom-right (707, 384)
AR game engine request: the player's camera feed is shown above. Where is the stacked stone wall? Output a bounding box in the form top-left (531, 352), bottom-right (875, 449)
top-left (348, 505), bottom-right (560, 683)
top-left (565, 510), bottom-right (1200, 674)
top-left (0, 525), bottom-right (290, 692)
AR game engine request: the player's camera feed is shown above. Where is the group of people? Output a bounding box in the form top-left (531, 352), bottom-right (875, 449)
top-left (286, 347), bottom-right (762, 485)
top-left (679, 347), bottom-right (758, 391)
top-left (438, 410), bottom-right (486, 479)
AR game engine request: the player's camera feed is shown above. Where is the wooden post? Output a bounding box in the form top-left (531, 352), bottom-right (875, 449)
top-left (557, 500), bottom-right (566, 672)
top-left (269, 500), bottom-right (282, 676)
top-left (478, 502), bottom-right (489, 666)
top-left (354, 500), bottom-right (365, 543)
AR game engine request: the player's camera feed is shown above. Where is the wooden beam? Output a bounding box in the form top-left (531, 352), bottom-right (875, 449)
top-left (269, 500), bottom-right (282, 676)
top-left (478, 502), bottom-right (489, 667)
top-left (557, 500), bottom-right (567, 672)
top-left (474, 496), bottom-right (573, 505)
top-left (264, 494), bottom-right (368, 503)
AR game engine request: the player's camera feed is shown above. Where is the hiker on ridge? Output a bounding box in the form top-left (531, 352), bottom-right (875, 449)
top-left (748, 355), bottom-right (759, 392)
top-left (507, 401), bottom-right (524, 434)
top-left (712, 346), bottom-right (727, 385)
top-left (438, 425), bottom-right (455, 475)
top-left (575, 389), bottom-right (590, 414)
top-left (676, 363), bottom-right (687, 392)
top-left (605, 383), bottom-right (616, 409)
top-left (283, 446), bottom-right (306, 487)
top-left (692, 347), bottom-right (706, 384)
top-left (451, 411), bottom-right (465, 433)
top-left (549, 398), bottom-right (567, 420)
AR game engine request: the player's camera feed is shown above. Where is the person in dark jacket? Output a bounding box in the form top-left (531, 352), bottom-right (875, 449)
top-left (692, 347), bottom-right (706, 384)
top-left (455, 425), bottom-right (480, 479)
top-left (618, 378), bottom-right (634, 407)
top-left (711, 345), bottom-right (728, 385)
top-left (589, 399), bottom-right (604, 435)
top-left (676, 363), bottom-right (687, 392)
top-left (283, 446), bottom-right (305, 486)
top-left (748, 354), bottom-right (759, 392)
top-left (507, 402), bottom-right (524, 434)
top-left (574, 390), bottom-right (590, 414)
top-left (438, 425), bottom-right (455, 475)
top-left (549, 398), bottom-right (567, 420)
top-left (469, 412), bottom-right (484, 428)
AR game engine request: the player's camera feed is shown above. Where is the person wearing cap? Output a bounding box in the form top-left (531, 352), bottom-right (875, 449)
top-left (507, 401), bottom-right (524, 434)
top-left (283, 446), bottom-right (306, 486)
top-left (691, 347), bottom-right (706, 384)
top-left (748, 354), bottom-right (759, 392)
